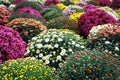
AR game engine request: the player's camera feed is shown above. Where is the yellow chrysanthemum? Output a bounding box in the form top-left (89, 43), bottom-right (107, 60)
top-left (116, 9), bottom-right (120, 17)
top-left (70, 0), bottom-right (84, 4)
top-left (56, 3), bottom-right (67, 10)
top-left (69, 12), bottom-right (84, 23)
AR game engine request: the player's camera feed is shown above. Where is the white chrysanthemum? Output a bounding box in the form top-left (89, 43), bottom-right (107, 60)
top-left (75, 44), bottom-right (80, 47)
top-left (9, 4), bottom-right (16, 10)
top-left (59, 63), bottom-right (63, 68)
top-left (105, 41), bottom-right (111, 44)
top-left (56, 55), bottom-right (62, 61)
top-left (115, 47), bottom-right (119, 51)
top-left (45, 60), bottom-right (50, 64)
top-left (72, 41), bottom-right (75, 45)
top-left (39, 53), bottom-right (43, 58)
top-left (28, 0), bottom-right (45, 4)
top-left (54, 44), bottom-right (59, 48)
top-left (60, 49), bottom-right (66, 56)
top-left (99, 6), bottom-right (119, 20)
top-left (52, 34), bottom-right (58, 38)
top-left (36, 50), bottom-right (40, 54)
top-left (58, 38), bottom-right (63, 42)
top-left (81, 46), bottom-right (85, 49)
top-left (36, 44), bottom-right (43, 48)
top-left (68, 48), bottom-right (73, 52)
top-left (45, 38), bottom-right (50, 42)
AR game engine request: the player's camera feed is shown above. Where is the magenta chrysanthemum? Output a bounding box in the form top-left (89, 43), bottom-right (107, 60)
top-left (112, 0), bottom-right (120, 9)
top-left (13, 0), bottom-right (27, 4)
top-left (97, 0), bottom-right (112, 6)
top-left (0, 25), bottom-right (27, 64)
top-left (44, 0), bottom-right (60, 6)
top-left (16, 7), bottom-right (42, 18)
top-left (78, 9), bottom-right (117, 37)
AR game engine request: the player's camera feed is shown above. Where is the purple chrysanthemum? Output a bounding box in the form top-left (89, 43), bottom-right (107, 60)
top-left (83, 4), bottom-right (96, 11)
top-left (44, 0), bottom-right (60, 6)
top-left (16, 7), bottom-right (42, 18)
top-left (117, 18), bottom-right (120, 25)
top-left (78, 9), bottom-right (117, 37)
top-left (76, 1), bottom-right (87, 7)
top-left (63, 8), bottom-right (76, 16)
top-left (0, 25), bottom-right (27, 64)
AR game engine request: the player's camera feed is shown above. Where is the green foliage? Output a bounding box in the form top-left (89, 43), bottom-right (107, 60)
top-left (28, 0), bottom-right (45, 5)
top-left (14, 1), bottom-right (40, 11)
top-left (0, 0), bottom-right (14, 7)
top-left (46, 16), bottom-right (79, 34)
top-left (40, 6), bottom-right (64, 21)
top-left (46, 16), bottom-right (69, 29)
top-left (57, 50), bottom-right (120, 80)
top-left (25, 29), bottom-right (86, 69)
top-left (8, 12), bottom-right (46, 25)
top-left (60, 0), bottom-right (73, 6)
top-left (0, 58), bottom-right (55, 80)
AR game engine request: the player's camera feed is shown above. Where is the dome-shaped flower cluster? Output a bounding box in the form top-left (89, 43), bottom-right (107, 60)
top-left (0, 7), bottom-right (11, 25)
top-left (6, 18), bottom-right (47, 43)
top-left (58, 50), bottom-right (120, 80)
top-left (88, 24), bottom-right (120, 56)
top-left (78, 9), bottom-right (117, 37)
top-left (0, 25), bottom-right (27, 64)
top-left (0, 57), bottom-right (55, 80)
top-left (25, 29), bottom-right (86, 68)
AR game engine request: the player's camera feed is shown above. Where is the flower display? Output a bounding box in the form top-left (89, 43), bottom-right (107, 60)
top-left (69, 12), bottom-right (84, 23)
top-left (57, 50), bottom-right (120, 79)
top-left (0, 57), bottom-right (55, 80)
top-left (6, 18), bottom-right (47, 43)
top-left (78, 9), bottom-right (117, 37)
top-left (14, 1), bottom-right (40, 11)
top-left (88, 24), bottom-right (120, 56)
top-left (56, 3), bottom-right (67, 10)
top-left (16, 7), bottom-right (42, 18)
top-left (0, 7), bottom-right (11, 25)
top-left (99, 6), bottom-right (119, 20)
top-left (25, 29), bottom-right (86, 68)
top-left (0, 25), bottom-right (27, 64)
top-left (44, 0), bottom-right (60, 6)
